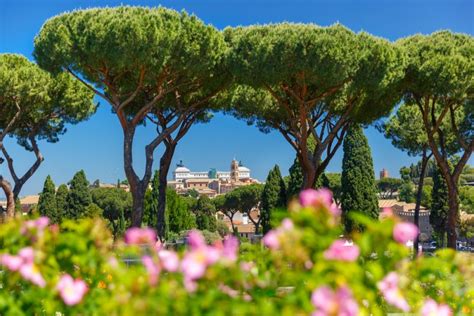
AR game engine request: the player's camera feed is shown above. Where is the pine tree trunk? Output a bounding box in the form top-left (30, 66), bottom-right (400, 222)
top-left (157, 142), bottom-right (177, 241)
top-left (0, 176), bottom-right (15, 218)
top-left (123, 128), bottom-right (145, 227)
top-left (446, 185), bottom-right (459, 249)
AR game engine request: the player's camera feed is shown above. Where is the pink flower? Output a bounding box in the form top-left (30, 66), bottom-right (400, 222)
top-left (142, 255), bottom-right (160, 285)
top-left (300, 189), bottom-right (341, 217)
top-left (21, 217), bottom-right (50, 235)
top-left (181, 249), bottom-right (209, 280)
top-left (187, 230), bottom-right (206, 250)
top-left (281, 218), bottom-right (294, 231)
top-left (421, 299), bottom-right (452, 316)
top-left (0, 254), bottom-right (23, 271)
top-left (377, 272), bottom-right (410, 312)
top-left (56, 274), bottom-right (88, 306)
top-left (19, 263), bottom-right (46, 288)
top-left (124, 227), bottom-right (156, 245)
top-left (311, 285), bottom-right (359, 316)
top-left (393, 222), bottom-right (419, 244)
top-left (324, 240), bottom-right (360, 262)
top-left (158, 250), bottom-right (180, 272)
top-left (300, 188), bottom-right (332, 207)
top-left (222, 235), bottom-right (239, 262)
top-left (18, 247), bottom-right (34, 263)
top-left (263, 230), bottom-right (280, 249)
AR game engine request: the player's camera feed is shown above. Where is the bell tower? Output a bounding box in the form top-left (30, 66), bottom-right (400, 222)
top-left (230, 159), bottom-right (239, 182)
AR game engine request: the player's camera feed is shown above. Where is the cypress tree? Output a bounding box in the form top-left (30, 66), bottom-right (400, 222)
top-left (261, 165), bottom-right (287, 234)
top-left (341, 125), bottom-right (379, 232)
top-left (143, 171), bottom-right (159, 228)
top-left (287, 158), bottom-right (303, 199)
top-left (55, 184), bottom-right (69, 222)
top-left (37, 175), bottom-right (58, 223)
top-left (431, 166), bottom-right (450, 247)
top-left (65, 170), bottom-right (92, 219)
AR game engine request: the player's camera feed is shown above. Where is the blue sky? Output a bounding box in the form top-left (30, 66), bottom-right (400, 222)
top-left (1, 0), bottom-right (473, 197)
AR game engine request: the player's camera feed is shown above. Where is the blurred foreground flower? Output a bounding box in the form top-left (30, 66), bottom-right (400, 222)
top-left (421, 299), bottom-right (452, 316)
top-left (377, 272), bottom-right (410, 312)
top-left (124, 227), bottom-right (156, 245)
top-left (311, 285), bottom-right (358, 316)
top-left (323, 240), bottom-right (360, 262)
top-left (393, 222), bottom-right (418, 244)
top-left (56, 274), bottom-right (88, 306)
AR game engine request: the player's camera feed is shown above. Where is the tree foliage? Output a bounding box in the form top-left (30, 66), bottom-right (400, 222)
top-left (376, 178), bottom-right (403, 199)
top-left (55, 184), bottom-right (69, 220)
top-left (91, 187), bottom-right (132, 238)
top-left (225, 23), bottom-right (405, 188)
top-left (193, 195), bottom-right (217, 232)
top-left (431, 166), bottom-right (450, 246)
top-left (261, 165), bottom-right (287, 234)
top-left (166, 189), bottom-right (196, 237)
top-left (341, 125), bottom-right (379, 231)
top-left (397, 31), bottom-right (473, 248)
top-left (34, 7), bottom-right (228, 227)
top-left (65, 170), bottom-right (92, 220)
top-left (0, 54), bottom-right (95, 213)
top-left (37, 175), bottom-right (58, 223)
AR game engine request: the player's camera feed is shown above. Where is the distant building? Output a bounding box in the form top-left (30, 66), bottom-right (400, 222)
top-left (19, 195), bottom-right (40, 215)
top-left (380, 168), bottom-right (389, 179)
top-left (170, 159), bottom-right (260, 197)
top-left (379, 199), bottom-right (432, 240)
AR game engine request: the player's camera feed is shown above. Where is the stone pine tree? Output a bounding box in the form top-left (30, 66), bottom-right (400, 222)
top-left (65, 170), bottom-right (92, 220)
top-left (37, 175), bottom-right (58, 223)
top-left (0, 54), bottom-right (95, 217)
top-left (341, 125), bottom-right (379, 232)
top-left (261, 165), bottom-right (287, 234)
top-left (431, 166), bottom-right (450, 247)
top-left (398, 32), bottom-right (473, 248)
top-left (34, 7), bottom-right (228, 232)
top-left (55, 184), bottom-right (69, 221)
top-left (225, 23), bottom-right (405, 189)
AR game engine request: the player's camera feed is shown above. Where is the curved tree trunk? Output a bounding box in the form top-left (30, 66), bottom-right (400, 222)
top-left (0, 176), bottom-right (15, 218)
top-left (124, 128), bottom-right (148, 227)
top-left (157, 142), bottom-right (177, 241)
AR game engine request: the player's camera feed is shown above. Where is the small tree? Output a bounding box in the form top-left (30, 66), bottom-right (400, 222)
top-left (341, 125), bottom-right (379, 232)
top-left (37, 175), bottom-right (58, 223)
top-left (194, 195), bottom-right (217, 232)
top-left (143, 171), bottom-right (159, 230)
top-left (166, 189), bottom-right (195, 237)
top-left (65, 170), bottom-right (91, 219)
top-left (399, 182), bottom-right (415, 203)
top-left (321, 173), bottom-right (342, 205)
top-left (55, 184), bottom-right (69, 222)
top-left (214, 194), bottom-right (239, 234)
top-left (261, 165), bottom-right (287, 234)
top-left (91, 187), bottom-right (132, 239)
top-left (286, 158), bottom-right (304, 199)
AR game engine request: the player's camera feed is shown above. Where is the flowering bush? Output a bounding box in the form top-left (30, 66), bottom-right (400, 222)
top-left (0, 189), bottom-right (473, 315)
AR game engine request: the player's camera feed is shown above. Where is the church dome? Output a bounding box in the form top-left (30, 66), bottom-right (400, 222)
top-left (175, 166), bottom-right (190, 173)
top-left (238, 166), bottom-right (250, 172)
